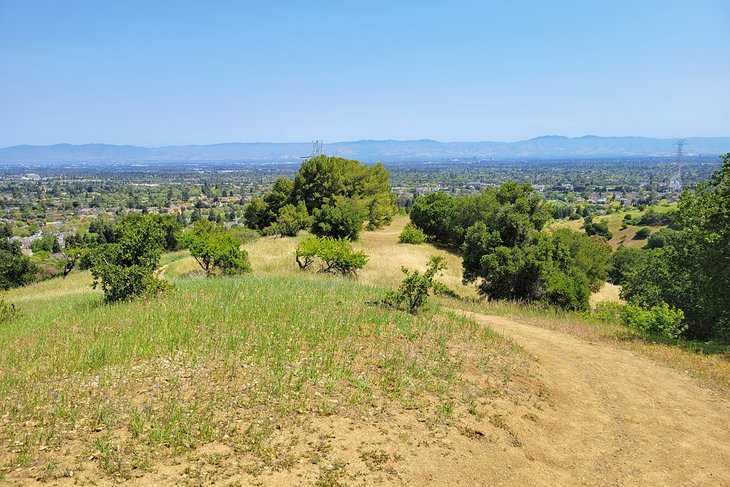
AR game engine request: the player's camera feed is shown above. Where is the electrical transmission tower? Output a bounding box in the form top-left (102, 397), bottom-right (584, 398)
top-left (670, 139), bottom-right (686, 193)
top-left (301, 140), bottom-right (323, 159)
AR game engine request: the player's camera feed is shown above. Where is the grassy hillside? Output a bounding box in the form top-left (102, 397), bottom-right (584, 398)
top-left (3, 214), bottom-right (728, 484)
top-left (550, 204), bottom-right (676, 249)
top-left (0, 244), bottom-right (536, 484)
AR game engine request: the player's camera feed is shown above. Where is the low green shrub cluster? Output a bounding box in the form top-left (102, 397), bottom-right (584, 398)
top-left (621, 302), bottom-right (686, 339)
top-left (0, 299), bottom-right (17, 324)
top-left (398, 223), bottom-right (426, 244)
top-left (295, 235), bottom-right (368, 276)
top-left (593, 301), bottom-right (686, 339)
top-left (386, 256), bottom-right (447, 313)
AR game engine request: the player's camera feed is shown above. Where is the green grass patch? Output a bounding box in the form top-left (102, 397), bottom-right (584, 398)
top-left (0, 272), bottom-right (529, 481)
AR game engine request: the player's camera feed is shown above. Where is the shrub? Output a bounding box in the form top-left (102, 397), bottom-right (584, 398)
top-left (0, 299), bottom-right (17, 324)
top-left (592, 301), bottom-right (625, 323)
top-left (89, 214), bottom-right (168, 302)
top-left (295, 235), bottom-right (368, 276)
top-left (367, 193), bottom-right (397, 230)
top-left (634, 227), bottom-right (652, 240)
top-left (621, 302), bottom-right (686, 339)
top-left (583, 216), bottom-right (613, 240)
top-left (398, 223), bottom-right (426, 244)
top-left (386, 256), bottom-right (447, 313)
top-left (181, 220), bottom-right (252, 276)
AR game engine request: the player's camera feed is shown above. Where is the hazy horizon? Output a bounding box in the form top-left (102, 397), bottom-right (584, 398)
top-left (1, 1), bottom-right (729, 147)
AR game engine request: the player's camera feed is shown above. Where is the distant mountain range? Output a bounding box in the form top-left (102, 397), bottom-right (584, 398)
top-left (1, 136), bottom-right (729, 163)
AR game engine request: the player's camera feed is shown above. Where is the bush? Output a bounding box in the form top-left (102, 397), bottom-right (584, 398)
top-left (621, 302), bottom-right (686, 339)
top-left (0, 299), bottom-right (17, 324)
top-left (89, 214), bottom-right (168, 302)
top-left (367, 193), bottom-right (397, 230)
top-left (0, 239), bottom-right (38, 290)
top-left (592, 301), bottom-right (625, 323)
top-left (295, 235), bottom-right (368, 276)
top-left (399, 223), bottom-right (426, 244)
top-left (386, 256), bottom-right (447, 313)
top-left (181, 220), bottom-right (252, 276)
top-left (583, 216), bottom-right (613, 240)
top-left (634, 227), bottom-right (652, 240)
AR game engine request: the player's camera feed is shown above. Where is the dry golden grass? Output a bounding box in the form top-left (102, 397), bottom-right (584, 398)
top-left (165, 216), bottom-right (477, 299)
top-left (589, 282), bottom-right (624, 308)
top-left (1, 270), bottom-right (96, 303)
top-left (354, 216), bottom-right (478, 298)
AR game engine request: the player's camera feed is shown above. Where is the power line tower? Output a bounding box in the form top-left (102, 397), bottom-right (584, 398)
top-left (301, 140), bottom-right (323, 159)
top-left (670, 139), bottom-right (686, 193)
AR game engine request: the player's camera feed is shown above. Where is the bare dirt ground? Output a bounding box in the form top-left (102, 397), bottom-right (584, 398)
top-left (450, 310), bottom-right (730, 486)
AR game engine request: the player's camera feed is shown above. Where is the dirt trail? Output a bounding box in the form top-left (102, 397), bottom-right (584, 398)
top-left (452, 309), bottom-right (730, 486)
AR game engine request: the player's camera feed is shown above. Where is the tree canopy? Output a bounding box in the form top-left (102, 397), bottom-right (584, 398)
top-left (620, 153), bottom-right (730, 341)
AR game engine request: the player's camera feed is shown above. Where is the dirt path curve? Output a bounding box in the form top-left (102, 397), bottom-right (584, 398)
top-left (452, 309), bottom-right (730, 486)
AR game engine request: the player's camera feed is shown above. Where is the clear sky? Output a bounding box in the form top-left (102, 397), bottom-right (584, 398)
top-left (1, 0), bottom-right (728, 147)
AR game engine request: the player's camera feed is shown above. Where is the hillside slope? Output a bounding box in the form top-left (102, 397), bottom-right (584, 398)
top-left (2, 218), bottom-right (729, 485)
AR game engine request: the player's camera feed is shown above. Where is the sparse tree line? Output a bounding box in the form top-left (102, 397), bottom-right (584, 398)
top-left (2, 154), bottom-right (729, 343)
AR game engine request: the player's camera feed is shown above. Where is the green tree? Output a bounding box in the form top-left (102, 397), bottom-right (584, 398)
top-left (295, 235), bottom-right (368, 276)
top-left (292, 155), bottom-right (390, 212)
top-left (409, 192), bottom-right (456, 244)
top-left (367, 192), bottom-right (396, 230)
top-left (243, 196), bottom-right (270, 231)
top-left (265, 201), bottom-right (311, 237)
top-left (310, 197), bottom-right (366, 240)
top-left (30, 234), bottom-right (61, 254)
top-left (181, 220), bottom-right (252, 276)
top-left (583, 216), bottom-right (613, 240)
top-left (552, 228), bottom-right (611, 292)
top-left (622, 154), bottom-right (730, 341)
top-left (0, 239), bottom-right (38, 290)
top-left (89, 214), bottom-right (167, 302)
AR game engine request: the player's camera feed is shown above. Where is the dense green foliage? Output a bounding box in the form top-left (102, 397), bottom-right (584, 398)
top-left (292, 155), bottom-right (390, 212)
top-left (634, 227), bottom-right (652, 240)
top-left (412, 183), bottom-right (594, 311)
top-left (30, 234), bottom-right (61, 254)
top-left (609, 247), bottom-right (645, 285)
top-left (620, 154), bottom-right (730, 341)
top-left (310, 196), bottom-right (367, 240)
top-left (583, 216), bottom-right (613, 240)
top-left (621, 302), bottom-right (686, 339)
top-left (295, 235), bottom-right (368, 276)
top-left (411, 183), bottom-right (551, 248)
top-left (551, 228), bottom-right (612, 292)
top-left (89, 214), bottom-right (168, 302)
top-left (264, 201), bottom-right (311, 237)
top-left (181, 220), bottom-right (252, 276)
top-left (399, 223), bottom-right (426, 244)
top-left (386, 256), bottom-right (447, 313)
top-left (244, 155), bottom-right (395, 239)
top-left (0, 238), bottom-right (37, 290)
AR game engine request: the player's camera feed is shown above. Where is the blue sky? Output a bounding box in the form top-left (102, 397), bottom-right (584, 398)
top-left (1, 0), bottom-right (728, 146)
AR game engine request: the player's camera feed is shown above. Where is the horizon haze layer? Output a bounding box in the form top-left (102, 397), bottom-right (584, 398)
top-left (1, 135), bottom-right (729, 164)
